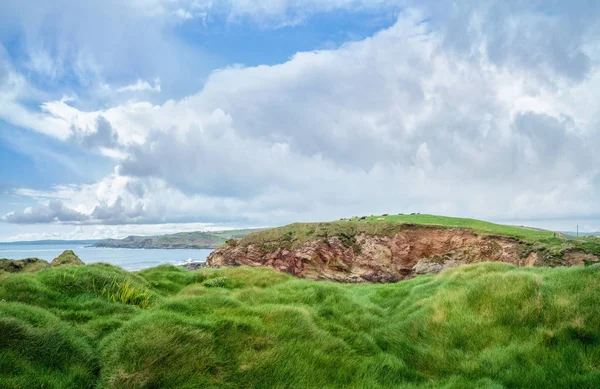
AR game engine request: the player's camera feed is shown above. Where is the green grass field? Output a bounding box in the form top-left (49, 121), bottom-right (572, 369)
top-left (2, 262), bottom-right (600, 388)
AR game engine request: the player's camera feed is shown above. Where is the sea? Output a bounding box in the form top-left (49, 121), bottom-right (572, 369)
top-left (0, 241), bottom-right (212, 271)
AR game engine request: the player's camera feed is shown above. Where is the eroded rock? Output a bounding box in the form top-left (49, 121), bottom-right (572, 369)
top-left (207, 226), bottom-right (536, 283)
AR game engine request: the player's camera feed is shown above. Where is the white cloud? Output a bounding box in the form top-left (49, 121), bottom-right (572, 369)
top-left (173, 8), bottom-right (194, 20)
top-left (4, 4), bottom-right (600, 236)
top-left (117, 78), bottom-right (161, 93)
top-left (131, 0), bottom-right (401, 26)
top-left (4, 200), bottom-right (89, 224)
top-left (1, 222), bottom-right (234, 242)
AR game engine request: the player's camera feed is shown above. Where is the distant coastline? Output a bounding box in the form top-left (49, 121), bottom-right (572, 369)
top-left (90, 229), bottom-right (263, 250)
top-left (89, 243), bottom-right (218, 250)
top-left (0, 239), bottom-right (98, 246)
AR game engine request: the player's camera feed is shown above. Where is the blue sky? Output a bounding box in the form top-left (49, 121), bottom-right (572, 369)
top-left (1, 0), bottom-right (600, 241)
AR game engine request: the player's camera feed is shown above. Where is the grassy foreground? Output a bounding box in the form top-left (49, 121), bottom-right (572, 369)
top-left (1, 263), bottom-right (600, 388)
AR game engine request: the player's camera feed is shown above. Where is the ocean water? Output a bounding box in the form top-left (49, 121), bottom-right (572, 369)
top-left (0, 242), bottom-right (212, 271)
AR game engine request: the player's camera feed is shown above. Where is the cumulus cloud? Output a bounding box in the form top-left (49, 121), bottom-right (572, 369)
top-left (5, 200), bottom-right (90, 224)
top-left (4, 4), bottom-right (600, 231)
top-left (4, 174), bottom-right (256, 225)
top-left (68, 115), bottom-right (119, 149)
top-left (0, 221), bottom-right (240, 242)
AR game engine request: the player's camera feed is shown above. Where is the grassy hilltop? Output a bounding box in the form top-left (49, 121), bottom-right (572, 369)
top-left (346, 213), bottom-right (557, 240)
top-left (255, 213), bottom-right (560, 243)
top-left (233, 214), bottom-right (600, 263)
top-left (2, 261), bottom-right (600, 388)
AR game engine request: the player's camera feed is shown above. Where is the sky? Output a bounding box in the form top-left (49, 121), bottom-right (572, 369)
top-left (1, 0), bottom-right (600, 241)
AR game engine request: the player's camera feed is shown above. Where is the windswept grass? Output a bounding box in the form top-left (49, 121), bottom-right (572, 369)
top-left (1, 263), bottom-right (600, 388)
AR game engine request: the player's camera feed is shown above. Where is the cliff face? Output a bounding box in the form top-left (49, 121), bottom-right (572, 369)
top-left (206, 225), bottom-right (596, 283)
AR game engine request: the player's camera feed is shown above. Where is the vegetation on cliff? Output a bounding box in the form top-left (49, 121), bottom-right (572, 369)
top-left (50, 250), bottom-right (85, 266)
top-left (0, 250), bottom-right (83, 273)
top-left (0, 257), bottom-right (50, 273)
top-left (207, 215), bottom-right (600, 283)
top-left (92, 229), bottom-right (262, 249)
top-left (1, 262), bottom-right (600, 388)
top-left (221, 214), bottom-right (600, 265)
top-left (236, 214), bottom-right (561, 249)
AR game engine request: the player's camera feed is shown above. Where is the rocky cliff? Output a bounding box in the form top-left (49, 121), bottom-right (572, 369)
top-left (207, 223), bottom-right (599, 283)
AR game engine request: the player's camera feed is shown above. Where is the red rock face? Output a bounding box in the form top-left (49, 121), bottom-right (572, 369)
top-left (207, 226), bottom-right (545, 283)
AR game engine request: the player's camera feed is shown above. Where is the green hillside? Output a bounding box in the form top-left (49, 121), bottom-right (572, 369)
top-left (2, 262), bottom-right (600, 388)
top-left (232, 214), bottom-right (600, 264)
top-left (345, 213), bottom-right (558, 241)
top-left (92, 229), bottom-right (263, 249)
top-left (238, 214), bottom-right (561, 250)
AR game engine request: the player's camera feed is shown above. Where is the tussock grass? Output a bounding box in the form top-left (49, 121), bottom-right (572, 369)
top-left (1, 263), bottom-right (600, 388)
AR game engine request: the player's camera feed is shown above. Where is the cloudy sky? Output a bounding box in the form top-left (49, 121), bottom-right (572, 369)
top-left (1, 0), bottom-right (599, 241)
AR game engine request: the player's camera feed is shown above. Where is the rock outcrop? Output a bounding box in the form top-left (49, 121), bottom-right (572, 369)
top-left (0, 258), bottom-right (51, 273)
top-left (207, 225), bottom-right (598, 283)
top-left (1, 250), bottom-right (85, 273)
top-left (51, 250), bottom-right (85, 267)
top-left (178, 261), bottom-right (208, 271)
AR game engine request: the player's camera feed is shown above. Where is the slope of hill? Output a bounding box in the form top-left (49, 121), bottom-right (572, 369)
top-left (207, 214), bottom-right (600, 282)
top-left (1, 262), bottom-right (600, 388)
top-left (92, 229), bottom-right (263, 249)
